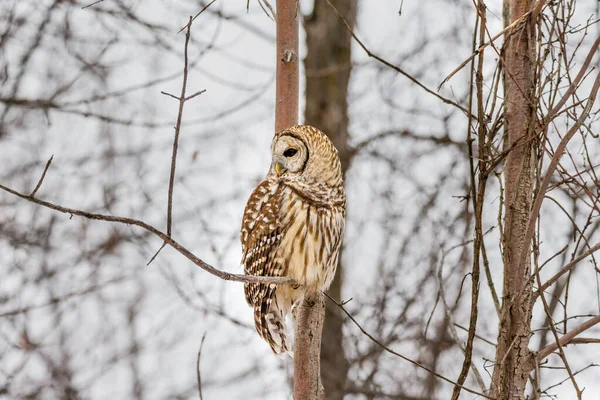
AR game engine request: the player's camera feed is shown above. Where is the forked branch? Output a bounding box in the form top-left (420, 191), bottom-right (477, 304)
top-left (536, 315), bottom-right (600, 365)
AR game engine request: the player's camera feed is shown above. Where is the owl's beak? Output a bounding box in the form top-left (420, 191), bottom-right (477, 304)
top-left (275, 162), bottom-right (283, 175)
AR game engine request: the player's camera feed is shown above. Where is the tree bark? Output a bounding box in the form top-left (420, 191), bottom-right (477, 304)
top-left (490, 0), bottom-right (537, 397)
top-left (275, 0), bottom-right (299, 132)
top-left (304, 1), bottom-right (357, 398)
top-left (293, 292), bottom-right (326, 400)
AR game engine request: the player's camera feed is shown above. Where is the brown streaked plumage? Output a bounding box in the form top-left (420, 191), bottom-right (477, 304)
top-left (240, 125), bottom-right (346, 354)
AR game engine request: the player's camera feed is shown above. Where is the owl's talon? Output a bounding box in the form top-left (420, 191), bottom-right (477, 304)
top-left (291, 297), bottom-right (302, 319)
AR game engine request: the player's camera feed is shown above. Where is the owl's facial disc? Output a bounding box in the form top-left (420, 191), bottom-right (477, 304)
top-left (271, 135), bottom-right (308, 176)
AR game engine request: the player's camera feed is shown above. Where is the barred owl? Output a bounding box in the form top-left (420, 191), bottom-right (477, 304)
top-left (240, 125), bottom-right (346, 354)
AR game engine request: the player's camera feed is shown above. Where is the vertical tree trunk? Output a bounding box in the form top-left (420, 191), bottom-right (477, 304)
top-left (491, 0), bottom-right (537, 397)
top-left (293, 292), bottom-right (326, 400)
top-left (275, 0), bottom-right (299, 132)
top-left (274, 1), bottom-right (325, 398)
top-left (304, 1), bottom-right (357, 399)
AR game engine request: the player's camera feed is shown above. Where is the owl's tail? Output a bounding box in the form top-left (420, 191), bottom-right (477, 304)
top-left (255, 299), bottom-right (292, 355)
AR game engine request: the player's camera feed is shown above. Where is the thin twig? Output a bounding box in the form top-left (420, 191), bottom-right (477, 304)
top-left (0, 276), bottom-right (127, 318)
top-left (517, 72), bottom-right (600, 286)
top-left (536, 315), bottom-right (600, 363)
top-left (152, 17), bottom-right (206, 263)
top-left (262, 0), bottom-right (276, 20)
top-left (257, 0), bottom-right (276, 21)
top-left (437, 240), bottom-right (487, 393)
top-left (499, 335), bottom-right (519, 366)
top-left (197, 332), bottom-right (207, 400)
top-left (178, 0), bottom-right (218, 34)
top-left (351, 129), bottom-right (463, 155)
top-left (185, 89), bottom-right (207, 101)
top-left (545, 35), bottom-right (600, 124)
top-left (535, 242), bottom-right (600, 297)
top-left (30, 155), bottom-right (53, 198)
top-left (167, 16), bottom-right (193, 238)
top-left (451, 4), bottom-right (487, 396)
top-left (566, 338), bottom-right (600, 345)
top-left (81, 0), bottom-right (104, 9)
top-left (161, 91), bottom-right (180, 100)
top-left (454, 323), bottom-right (496, 347)
top-left (439, 3), bottom-right (542, 88)
top-left (323, 0), bottom-right (471, 117)
top-left (543, 364), bottom-right (600, 393)
top-left (323, 293), bottom-right (494, 399)
top-left (534, 250), bottom-right (583, 398)
top-left (147, 242), bottom-right (167, 266)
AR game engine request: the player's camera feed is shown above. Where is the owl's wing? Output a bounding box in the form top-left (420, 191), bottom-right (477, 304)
top-left (240, 178), bottom-right (284, 308)
top-left (241, 179), bottom-right (292, 353)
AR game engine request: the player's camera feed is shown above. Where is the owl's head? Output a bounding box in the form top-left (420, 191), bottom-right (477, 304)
top-left (270, 125), bottom-right (342, 187)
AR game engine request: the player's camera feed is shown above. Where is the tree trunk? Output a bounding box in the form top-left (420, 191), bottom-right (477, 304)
top-left (304, 1), bottom-right (357, 398)
top-left (275, 0), bottom-right (299, 132)
top-left (293, 292), bottom-right (326, 400)
top-left (274, 1), bottom-right (325, 398)
top-left (490, 0), bottom-right (537, 397)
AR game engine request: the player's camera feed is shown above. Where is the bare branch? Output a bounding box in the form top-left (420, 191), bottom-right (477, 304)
top-left (29, 155), bottom-right (53, 198)
top-left (536, 315), bottom-right (600, 364)
top-left (324, 294), bottom-right (493, 399)
top-left (535, 242), bottom-right (600, 298)
top-left (160, 91), bottom-right (180, 100)
top-left (351, 130), bottom-right (464, 156)
top-left (0, 276), bottom-right (127, 318)
top-left (323, 0), bottom-right (472, 117)
top-left (451, 4), bottom-right (486, 396)
top-left (545, 35), bottom-right (600, 124)
top-left (439, 0), bottom-right (548, 88)
top-left (167, 16), bottom-right (193, 238)
top-left (185, 89), bottom-right (207, 101)
top-left (518, 72), bottom-right (600, 282)
top-left (146, 242), bottom-right (167, 266)
top-left (178, 0), bottom-right (218, 34)
top-left (152, 17), bottom-right (206, 263)
top-left (534, 246), bottom-right (583, 397)
top-left (197, 332), bottom-right (207, 400)
top-left (81, 0), bottom-right (104, 10)
top-left (0, 182), bottom-right (296, 286)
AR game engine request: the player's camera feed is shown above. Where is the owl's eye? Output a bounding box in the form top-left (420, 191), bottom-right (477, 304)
top-left (283, 148), bottom-right (297, 157)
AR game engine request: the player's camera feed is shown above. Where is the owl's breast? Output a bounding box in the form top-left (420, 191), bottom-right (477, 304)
top-left (278, 188), bottom-right (343, 292)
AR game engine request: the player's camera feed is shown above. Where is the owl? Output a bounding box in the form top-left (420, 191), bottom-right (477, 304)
top-left (240, 125), bottom-right (346, 354)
